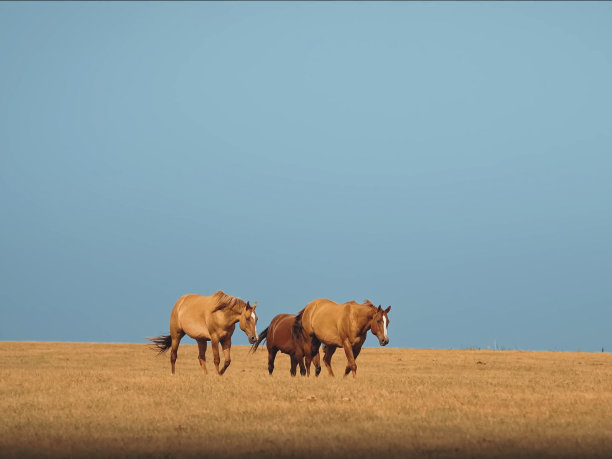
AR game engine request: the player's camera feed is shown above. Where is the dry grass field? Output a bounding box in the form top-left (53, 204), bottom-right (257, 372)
top-left (1, 341), bottom-right (611, 458)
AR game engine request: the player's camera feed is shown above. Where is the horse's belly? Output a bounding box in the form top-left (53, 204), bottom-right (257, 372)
top-left (184, 324), bottom-right (211, 340)
top-left (182, 321), bottom-right (211, 340)
top-left (316, 331), bottom-right (343, 347)
top-left (277, 340), bottom-right (295, 355)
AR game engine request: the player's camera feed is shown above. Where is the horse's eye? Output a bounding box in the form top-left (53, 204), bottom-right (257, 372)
top-left (246, 317), bottom-right (251, 321)
top-left (378, 320), bottom-right (382, 324)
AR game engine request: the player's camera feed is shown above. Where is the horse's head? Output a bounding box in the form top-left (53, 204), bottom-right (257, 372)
top-left (239, 301), bottom-right (258, 344)
top-left (370, 305), bottom-right (391, 346)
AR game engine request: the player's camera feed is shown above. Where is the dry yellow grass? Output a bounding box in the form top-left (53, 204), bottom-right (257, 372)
top-left (1, 342), bottom-right (611, 458)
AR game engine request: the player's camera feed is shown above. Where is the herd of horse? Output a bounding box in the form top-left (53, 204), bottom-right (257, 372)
top-left (149, 290), bottom-right (391, 377)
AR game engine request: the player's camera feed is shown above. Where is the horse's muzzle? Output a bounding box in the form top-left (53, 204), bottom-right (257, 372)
top-left (249, 336), bottom-right (257, 344)
top-left (380, 338), bottom-right (389, 346)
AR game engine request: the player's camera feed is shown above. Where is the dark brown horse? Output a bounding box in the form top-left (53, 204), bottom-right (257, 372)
top-left (148, 290), bottom-right (258, 376)
top-left (250, 313), bottom-right (321, 377)
top-left (292, 299), bottom-right (390, 377)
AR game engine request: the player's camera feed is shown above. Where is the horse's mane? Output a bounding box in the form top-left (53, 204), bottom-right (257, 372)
top-left (212, 290), bottom-right (247, 312)
top-left (346, 299), bottom-right (375, 308)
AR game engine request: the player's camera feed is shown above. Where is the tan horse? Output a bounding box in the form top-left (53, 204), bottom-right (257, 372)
top-left (250, 313), bottom-right (321, 377)
top-left (148, 290), bottom-right (258, 375)
top-left (292, 299), bottom-right (391, 377)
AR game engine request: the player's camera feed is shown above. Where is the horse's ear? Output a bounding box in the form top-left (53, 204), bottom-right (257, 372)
top-left (385, 305), bottom-right (391, 314)
top-left (252, 301), bottom-right (257, 310)
top-left (377, 305), bottom-right (382, 312)
top-left (246, 301), bottom-right (251, 309)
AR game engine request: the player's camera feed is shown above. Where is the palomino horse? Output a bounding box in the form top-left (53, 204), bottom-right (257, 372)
top-left (292, 299), bottom-right (390, 377)
top-left (250, 314), bottom-right (321, 377)
top-left (148, 290), bottom-right (258, 375)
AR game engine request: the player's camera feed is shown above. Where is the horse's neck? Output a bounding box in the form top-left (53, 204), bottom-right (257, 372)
top-left (218, 307), bottom-right (241, 325)
top-left (350, 304), bottom-right (374, 335)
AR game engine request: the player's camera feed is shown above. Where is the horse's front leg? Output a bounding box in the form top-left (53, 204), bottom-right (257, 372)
top-left (342, 339), bottom-right (357, 378)
top-left (345, 344), bottom-right (363, 376)
top-left (323, 345), bottom-right (337, 377)
top-left (219, 337), bottom-right (232, 375)
top-left (196, 339), bottom-right (208, 375)
top-left (211, 338), bottom-right (222, 375)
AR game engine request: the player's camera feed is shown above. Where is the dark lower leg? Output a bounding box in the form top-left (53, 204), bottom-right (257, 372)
top-left (268, 349), bottom-right (277, 375)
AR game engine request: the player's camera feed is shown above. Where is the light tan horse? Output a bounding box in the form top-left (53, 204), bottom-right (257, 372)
top-left (292, 299), bottom-right (390, 377)
top-left (148, 290), bottom-right (258, 375)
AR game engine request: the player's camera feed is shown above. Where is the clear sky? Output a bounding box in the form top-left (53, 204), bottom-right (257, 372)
top-left (1, 2), bottom-right (610, 351)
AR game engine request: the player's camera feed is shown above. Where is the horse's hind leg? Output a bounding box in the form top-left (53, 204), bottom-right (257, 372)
top-left (170, 329), bottom-right (184, 375)
top-left (312, 352), bottom-right (321, 377)
top-left (323, 345), bottom-right (337, 377)
top-left (297, 354), bottom-right (307, 376)
top-left (267, 348), bottom-right (278, 375)
top-left (304, 337), bottom-right (320, 377)
top-left (196, 339), bottom-right (208, 375)
top-left (290, 355), bottom-right (299, 377)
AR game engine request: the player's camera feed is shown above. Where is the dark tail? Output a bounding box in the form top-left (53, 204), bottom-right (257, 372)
top-left (249, 327), bottom-right (269, 354)
top-left (147, 334), bottom-right (172, 354)
top-left (292, 309), bottom-right (305, 344)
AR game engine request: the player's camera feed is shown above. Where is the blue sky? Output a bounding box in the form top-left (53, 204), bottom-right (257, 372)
top-left (1, 2), bottom-right (610, 351)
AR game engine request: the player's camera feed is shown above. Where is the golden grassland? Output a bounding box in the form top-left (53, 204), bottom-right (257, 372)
top-left (1, 342), bottom-right (611, 458)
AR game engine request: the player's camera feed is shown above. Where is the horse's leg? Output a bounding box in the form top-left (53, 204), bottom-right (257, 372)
top-left (323, 345), bottom-right (337, 377)
top-left (170, 329), bottom-right (184, 375)
top-left (293, 342), bottom-right (306, 376)
top-left (219, 337), bottom-right (232, 375)
top-left (302, 335), bottom-right (313, 376)
top-left (196, 339), bottom-right (208, 375)
top-left (290, 355), bottom-right (298, 377)
top-left (312, 351), bottom-right (321, 376)
top-left (298, 353), bottom-right (307, 376)
top-left (267, 348), bottom-right (278, 375)
top-left (345, 345), bottom-right (363, 376)
top-left (342, 339), bottom-right (358, 378)
top-left (304, 337), bottom-right (320, 377)
top-left (211, 338), bottom-right (222, 375)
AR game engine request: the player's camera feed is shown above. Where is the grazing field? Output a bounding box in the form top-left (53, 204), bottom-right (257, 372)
top-left (1, 342), bottom-right (611, 458)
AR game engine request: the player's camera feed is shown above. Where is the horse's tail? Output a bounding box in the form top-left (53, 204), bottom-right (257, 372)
top-left (249, 327), bottom-right (269, 354)
top-left (147, 334), bottom-right (172, 354)
top-left (292, 309), bottom-right (306, 344)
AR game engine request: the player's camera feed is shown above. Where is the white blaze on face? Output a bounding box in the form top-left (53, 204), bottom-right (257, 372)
top-left (382, 315), bottom-right (388, 341)
top-left (251, 312), bottom-right (257, 336)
